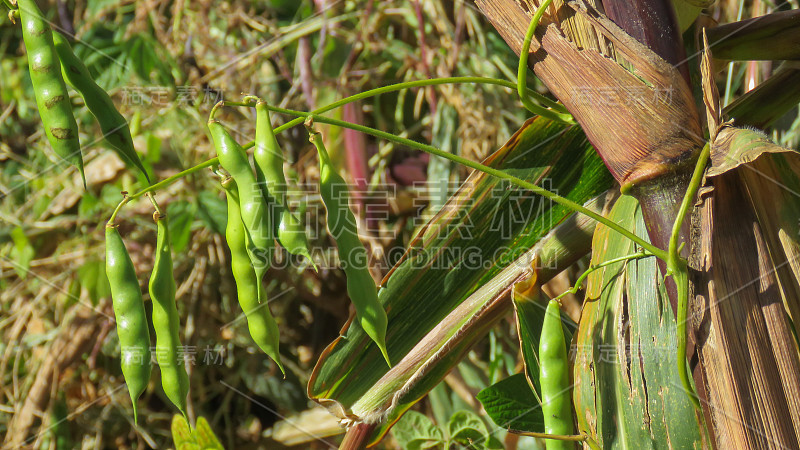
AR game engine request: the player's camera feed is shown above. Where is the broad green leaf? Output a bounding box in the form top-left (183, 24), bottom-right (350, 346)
top-left (309, 117), bottom-right (615, 445)
top-left (477, 373), bottom-right (543, 432)
top-left (574, 195), bottom-right (701, 448)
top-left (171, 414), bottom-right (196, 448)
top-left (391, 410), bottom-right (444, 450)
top-left (177, 444), bottom-right (202, 450)
top-left (447, 410), bottom-right (489, 448)
top-left (194, 416), bottom-right (224, 450)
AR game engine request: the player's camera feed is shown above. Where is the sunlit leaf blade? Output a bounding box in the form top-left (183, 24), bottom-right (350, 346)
top-left (171, 415), bottom-right (196, 448)
top-left (574, 195), bottom-right (702, 448)
top-left (308, 116), bottom-right (615, 443)
top-left (724, 64), bottom-right (800, 129)
top-left (194, 417), bottom-right (225, 450)
top-left (705, 10), bottom-right (800, 61)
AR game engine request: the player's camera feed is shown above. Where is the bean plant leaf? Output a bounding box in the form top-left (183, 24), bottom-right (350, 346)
top-left (194, 417), bottom-right (225, 450)
top-left (477, 373), bottom-right (543, 432)
top-left (171, 415), bottom-right (196, 448)
top-left (391, 410), bottom-right (445, 450)
top-left (447, 410), bottom-right (500, 449)
top-left (171, 415), bottom-right (225, 450)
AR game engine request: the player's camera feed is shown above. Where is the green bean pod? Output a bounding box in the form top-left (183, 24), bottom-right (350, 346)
top-left (221, 177), bottom-right (285, 375)
top-left (307, 125), bottom-right (390, 366)
top-left (105, 224), bottom-right (151, 424)
top-left (18, 0), bottom-right (85, 186)
top-left (253, 100), bottom-right (313, 263)
top-left (52, 31), bottom-right (150, 182)
top-left (208, 119), bottom-right (273, 280)
top-left (539, 299), bottom-right (574, 449)
top-left (148, 211), bottom-right (189, 417)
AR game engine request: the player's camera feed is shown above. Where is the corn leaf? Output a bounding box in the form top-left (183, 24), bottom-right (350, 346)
top-left (574, 195), bottom-right (703, 448)
top-left (705, 10), bottom-right (800, 61)
top-left (309, 116), bottom-right (615, 444)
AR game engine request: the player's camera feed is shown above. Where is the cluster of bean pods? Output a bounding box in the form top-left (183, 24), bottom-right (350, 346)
top-left (105, 199), bottom-right (190, 424)
top-left (13, 2), bottom-right (180, 422)
top-left (305, 117), bottom-right (390, 366)
top-left (207, 99), bottom-right (390, 369)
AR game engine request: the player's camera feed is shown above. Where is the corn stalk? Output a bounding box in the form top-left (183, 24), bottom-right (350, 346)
top-left (476, 0), bottom-right (800, 447)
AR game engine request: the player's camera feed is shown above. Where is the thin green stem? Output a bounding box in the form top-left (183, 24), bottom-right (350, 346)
top-left (2, 0), bottom-right (16, 11)
top-left (107, 195), bottom-right (131, 226)
top-left (554, 250), bottom-right (652, 301)
top-left (262, 104), bottom-right (665, 260)
top-left (128, 161), bottom-right (218, 200)
top-left (668, 143), bottom-right (710, 411)
top-left (127, 76), bottom-right (566, 200)
top-left (668, 143), bottom-right (710, 265)
top-left (517, 0), bottom-right (573, 124)
top-left (146, 192), bottom-right (163, 216)
top-left (510, 430), bottom-right (588, 442)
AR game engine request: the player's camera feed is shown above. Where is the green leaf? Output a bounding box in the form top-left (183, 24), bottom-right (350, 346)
top-left (193, 416), bottom-right (224, 450)
top-left (167, 201), bottom-right (196, 253)
top-left (78, 260), bottom-right (112, 306)
top-left (196, 191), bottom-right (227, 235)
top-left (10, 227), bottom-right (34, 279)
top-left (448, 410), bottom-right (489, 448)
top-left (177, 444), bottom-right (202, 450)
top-left (427, 104), bottom-right (459, 213)
top-left (477, 374), bottom-right (543, 433)
top-left (171, 414), bottom-right (196, 448)
top-left (391, 410), bottom-right (445, 450)
top-left (574, 195), bottom-right (702, 448)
